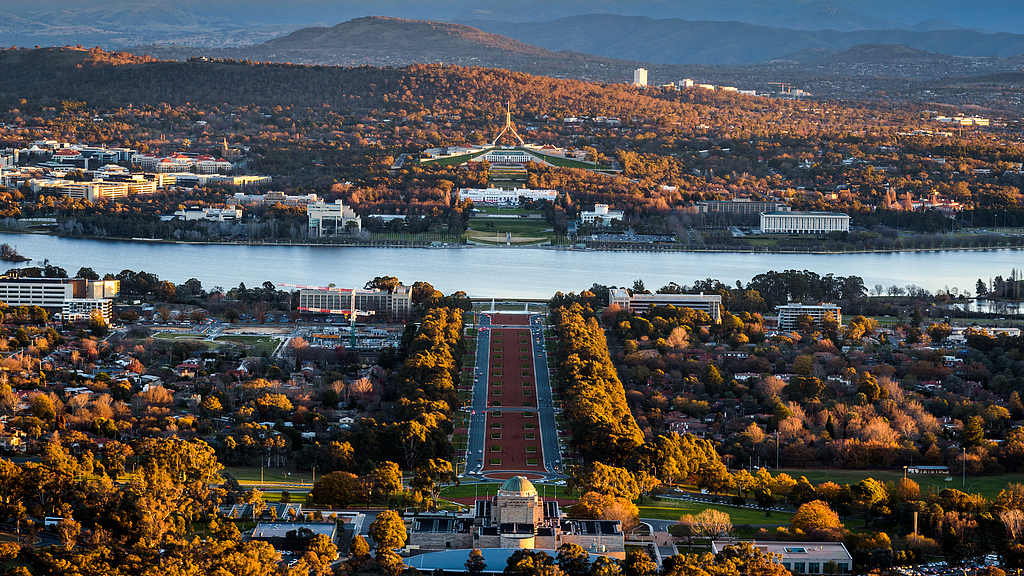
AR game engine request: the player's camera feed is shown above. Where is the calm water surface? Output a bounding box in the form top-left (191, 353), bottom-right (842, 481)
top-left (1, 233), bottom-right (1021, 298)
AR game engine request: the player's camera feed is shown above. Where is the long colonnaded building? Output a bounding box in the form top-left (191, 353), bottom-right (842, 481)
top-left (408, 476), bottom-right (625, 558)
top-left (458, 188), bottom-right (558, 205)
top-left (760, 211), bottom-right (850, 234)
top-left (696, 199), bottom-right (790, 214)
top-left (609, 288), bottom-right (722, 323)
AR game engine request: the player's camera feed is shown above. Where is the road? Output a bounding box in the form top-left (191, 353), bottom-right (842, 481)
top-left (463, 313), bottom-right (565, 480)
top-left (530, 314), bottom-right (562, 476)
top-left (642, 519), bottom-right (676, 532)
top-left (464, 313), bottom-right (491, 475)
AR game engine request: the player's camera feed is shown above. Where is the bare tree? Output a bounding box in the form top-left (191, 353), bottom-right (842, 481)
top-left (1000, 509), bottom-right (1024, 541)
top-left (695, 509), bottom-right (733, 539)
top-left (675, 515), bottom-right (699, 549)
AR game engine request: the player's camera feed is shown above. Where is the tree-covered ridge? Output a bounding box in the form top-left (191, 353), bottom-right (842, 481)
top-left (549, 302), bottom-right (644, 465)
top-left (6, 47), bottom-right (1024, 249)
top-left (0, 46), bottom-right (921, 136)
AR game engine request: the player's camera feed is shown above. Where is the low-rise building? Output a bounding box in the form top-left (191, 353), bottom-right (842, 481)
top-left (307, 200), bottom-right (361, 236)
top-left (580, 204), bottom-right (624, 226)
top-left (760, 211), bottom-right (850, 234)
top-left (776, 303), bottom-right (842, 332)
top-left (250, 521), bottom-right (338, 552)
top-left (228, 191), bottom-right (320, 207)
top-left (459, 188), bottom-right (558, 205)
top-left (298, 284), bottom-right (412, 321)
top-left (37, 180), bottom-right (129, 202)
top-left (696, 199), bottom-right (790, 214)
top-left (62, 298), bottom-right (113, 323)
top-left (0, 277), bottom-right (119, 309)
top-left (948, 325), bottom-right (1022, 344)
top-left (171, 206), bottom-right (243, 221)
top-left (0, 278), bottom-right (74, 307)
top-left (166, 173), bottom-right (271, 187)
top-left (710, 540), bottom-right (852, 574)
top-left (907, 465), bottom-right (950, 475)
top-left (609, 289), bottom-right (722, 323)
top-left (483, 149), bottom-right (535, 164)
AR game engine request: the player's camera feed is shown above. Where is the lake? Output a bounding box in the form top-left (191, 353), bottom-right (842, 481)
top-left (1, 233), bottom-right (1021, 299)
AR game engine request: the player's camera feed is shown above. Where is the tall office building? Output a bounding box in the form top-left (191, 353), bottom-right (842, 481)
top-left (632, 68), bottom-right (648, 87)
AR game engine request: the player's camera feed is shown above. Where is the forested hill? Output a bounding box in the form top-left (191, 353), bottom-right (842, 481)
top-left (0, 46), bottom-right (743, 119)
top-left (264, 17), bottom-right (554, 57)
top-left (130, 16), bottom-right (646, 82)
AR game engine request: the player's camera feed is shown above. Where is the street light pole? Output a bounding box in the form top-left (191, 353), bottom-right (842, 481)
top-left (775, 431), bottom-right (779, 470)
top-left (962, 447), bottom-right (966, 489)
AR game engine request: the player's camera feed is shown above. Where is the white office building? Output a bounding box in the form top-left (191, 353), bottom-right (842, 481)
top-left (307, 200), bottom-right (361, 236)
top-left (171, 206), bottom-right (243, 221)
top-left (633, 68), bottom-right (648, 86)
top-left (458, 188), bottom-right (558, 205)
top-left (760, 211), bottom-right (850, 234)
top-left (580, 204), bottom-right (624, 226)
top-left (609, 289), bottom-right (722, 323)
top-left (62, 298), bottom-right (113, 323)
top-left (776, 303), bottom-right (842, 331)
top-left (0, 278), bottom-right (74, 307)
top-left (298, 285), bottom-right (412, 320)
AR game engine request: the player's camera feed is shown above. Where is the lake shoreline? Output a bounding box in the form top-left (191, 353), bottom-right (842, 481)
top-left (2, 229), bottom-right (1022, 256)
top-left (1, 232), bottom-right (1020, 298)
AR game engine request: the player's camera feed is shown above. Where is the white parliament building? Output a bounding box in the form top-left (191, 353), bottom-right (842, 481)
top-left (760, 211), bottom-right (850, 234)
top-left (459, 187), bottom-right (558, 205)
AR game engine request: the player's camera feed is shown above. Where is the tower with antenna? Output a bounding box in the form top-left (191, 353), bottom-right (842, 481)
top-left (491, 101), bottom-right (525, 147)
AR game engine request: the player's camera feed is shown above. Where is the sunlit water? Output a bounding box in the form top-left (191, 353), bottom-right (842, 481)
top-left (2, 233), bottom-right (1022, 299)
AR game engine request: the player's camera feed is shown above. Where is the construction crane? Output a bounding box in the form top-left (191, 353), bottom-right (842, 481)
top-left (277, 284), bottom-right (371, 348)
top-left (768, 82), bottom-right (792, 94)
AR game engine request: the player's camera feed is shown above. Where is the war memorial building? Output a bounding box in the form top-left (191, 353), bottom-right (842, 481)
top-left (407, 476), bottom-right (625, 559)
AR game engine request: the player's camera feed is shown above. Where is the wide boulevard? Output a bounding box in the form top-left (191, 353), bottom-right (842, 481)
top-left (464, 312), bottom-right (564, 480)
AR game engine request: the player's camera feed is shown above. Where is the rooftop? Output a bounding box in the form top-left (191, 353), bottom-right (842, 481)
top-left (499, 476), bottom-right (537, 496)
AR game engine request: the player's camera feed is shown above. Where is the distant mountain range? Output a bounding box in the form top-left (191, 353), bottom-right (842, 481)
top-left (465, 15), bottom-right (1024, 65)
top-left (3, 0), bottom-right (1024, 51)
top-left (125, 17), bottom-right (1024, 89)
top-left (130, 17), bottom-right (649, 82)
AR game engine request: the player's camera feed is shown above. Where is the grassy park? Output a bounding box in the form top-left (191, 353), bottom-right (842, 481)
top-left (639, 499), bottom-right (793, 525)
top-left (221, 465), bottom-right (314, 486)
top-left (772, 468), bottom-right (1018, 500)
top-left (463, 214), bottom-right (556, 245)
top-left (213, 335), bottom-right (281, 355)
